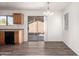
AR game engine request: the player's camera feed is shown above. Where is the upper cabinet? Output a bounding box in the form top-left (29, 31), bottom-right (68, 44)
top-left (13, 13), bottom-right (24, 24)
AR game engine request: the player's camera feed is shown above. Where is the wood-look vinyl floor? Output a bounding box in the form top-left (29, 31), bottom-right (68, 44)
top-left (0, 41), bottom-right (77, 56)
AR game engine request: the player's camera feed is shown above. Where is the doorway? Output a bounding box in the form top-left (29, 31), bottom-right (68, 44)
top-left (28, 16), bottom-right (44, 41)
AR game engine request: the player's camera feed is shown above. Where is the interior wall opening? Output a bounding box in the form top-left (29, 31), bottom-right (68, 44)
top-left (28, 16), bottom-right (44, 41)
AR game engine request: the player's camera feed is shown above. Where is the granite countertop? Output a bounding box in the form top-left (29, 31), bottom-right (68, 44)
top-left (0, 29), bottom-right (24, 31)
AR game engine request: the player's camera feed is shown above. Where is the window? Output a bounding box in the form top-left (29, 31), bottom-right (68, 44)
top-left (0, 15), bottom-right (13, 25)
top-left (7, 16), bottom-right (13, 25)
top-left (0, 16), bottom-right (6, 25)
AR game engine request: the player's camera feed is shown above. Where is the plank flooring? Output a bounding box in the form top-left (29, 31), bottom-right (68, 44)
top-left (0, 41), bottom-right (77, 56)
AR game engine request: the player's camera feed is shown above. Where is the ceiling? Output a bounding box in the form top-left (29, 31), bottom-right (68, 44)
top-left (0, 2), bottom-right (70, 11)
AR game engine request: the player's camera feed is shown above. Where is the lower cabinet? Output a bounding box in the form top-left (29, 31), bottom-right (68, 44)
top-left (14, 31), bottom-right (19, 44)
top-left (0, 30), bottom-right (24, 45)
top-left (0, 31), bottom-right (5, 45)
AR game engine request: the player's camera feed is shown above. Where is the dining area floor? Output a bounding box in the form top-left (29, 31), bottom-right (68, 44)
top-left (0, 41), bottom-right (77, 56)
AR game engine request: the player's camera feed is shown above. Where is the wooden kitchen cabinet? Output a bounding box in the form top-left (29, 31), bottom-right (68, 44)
top-left (14, 30), bottom-right (24, 44)
top-left (14, 31), bottom-right (19, 44)
top-left (13, 13), bottom-right (24, 24)
top-left (0, 31), bottom-right (5, 45)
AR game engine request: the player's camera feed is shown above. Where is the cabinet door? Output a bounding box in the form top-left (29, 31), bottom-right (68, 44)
top-left (13, 13), bottom-right (24, 24)
top-left (19, 30), bottom-right (24, 44)
top-left (14, 31), bottom-right (19, 44)
top-left (0, 31), bottom-right (5, 45)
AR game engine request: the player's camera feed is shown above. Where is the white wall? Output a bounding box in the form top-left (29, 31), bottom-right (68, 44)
top-left (47, 11), bottom-right (63, 41)
top-left (0, 10), bottom-right (63, 41)
top-left (63, 3), bottom-right (79, 55)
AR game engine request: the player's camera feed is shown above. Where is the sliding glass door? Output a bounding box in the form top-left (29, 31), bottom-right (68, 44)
top-left (28, 16), bottom-right (44, 41)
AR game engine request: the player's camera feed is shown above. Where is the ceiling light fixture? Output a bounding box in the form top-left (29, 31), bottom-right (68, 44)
top-left (43, 2), bottom-right (54, 16)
